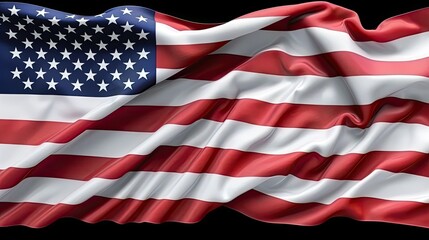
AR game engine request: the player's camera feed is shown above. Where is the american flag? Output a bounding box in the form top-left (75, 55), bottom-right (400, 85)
top-left (1, 1), bottom-right (429, 228)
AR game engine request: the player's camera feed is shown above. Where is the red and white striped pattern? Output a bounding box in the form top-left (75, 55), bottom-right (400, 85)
top-left (3, 2), bottom-right (429, 227)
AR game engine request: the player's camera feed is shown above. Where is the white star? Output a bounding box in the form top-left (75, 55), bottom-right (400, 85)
top-left (56, 32), bottom-right (66, 40)
top-left (22, 38), bottom-right (33, 49)
top-left (36, 48), bottom-right (47, 59)
top-left (0, 14), bottom-right (9, 23)
top-left (121, 8), bottom-right (132, 15)
top-left (47, 78), bottom-right (58, 90)
top-left (36, 9), bottom-right (49, 17)
top-left (123, 59), bottom-right (136, 70)
top-left (35, 67), bottom-right (46, 79)
top-left (72, 79), bottom-right (83, 91)
top-left (23, 57), bottom-right (35, 69)
top-left (48, 58), bottom-right (59, 69)
top-left (137, 29), bottom-right (149, 40)
top-left (85, 49), bottom-right (96, 60)
top-left (8, 5), bottom-right (20, 16)
top-left (60, 69), bottom-right (71, 80)
top-left (24, 15), bottom-right (33, 24)
top-left (34, 68), bottom-right (45, 78)
top-left (72, 40), bottom-right (82, 50)
top-left (81, 32), bottom-right (92, 41)
top-left (106, 14), bottom-right (118, 24)
top-left (110, 49), bottom-right (122, 60)
top-left (108, 31), bottom-right (120, 41)
top-left (123, 40), bottom-right (135, 50)
top-left (92, 24), bottom-right (104, 33)
top-left (137, 68), bottom-right (149, 80)
top-left (23, 78), bottom-right (34, 89)
top-left (97, 80), bottom-right (109, 91)
top-left (47, 39), bottom-right (57, 49)
top-left (97, 59), bottom-right (109, 70)
top-left (15, 22), bottom-right (26, 30)
top-left (95, 13), bottom-right (104, 17)
top-left (76, 17), bottom-right (89, 26)
top-left (121, 21), bottom-right (134, 32)
top-left (72, 59), bottom-right (84, 70)
top-left (60, 49), bottom-right (72, 60)
top-left (32, 30), bottom-right (42, 40)
top-left (6, 29), bottom-right (17, 39)
top-left (96, 40), bottom-right (107, 50)
top-left (110, 69), bottom-right (122, 80)
top-left (85, 69), bottom-right (97, 81)
top-left (123, 79), bottom-right (134, 90)
top-left (65, 14), bottom-right (75, 18)
top-left (136, 15), bottom-right (147, 22)
top-left (49, 16), bottom-right (60, 25)
top-left (137, 48), bottom-right (150, 59)
top-left (11, 67), bottom-right (22, 79)
top-left (40, 24), bottom-right (50, 32)
top-left (65, 25), bottom-right (76, 33)
top-left (10, 48), bottom-right (22, 59)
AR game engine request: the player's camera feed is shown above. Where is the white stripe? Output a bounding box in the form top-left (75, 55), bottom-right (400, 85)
top-left (0, 143), bottom-right (63, 169)
top-left (214, 28), bottom-right (429, 61)
top-left (256, 170), bottom-right (429, 204)
top-left (53, 121), bottom-right (429, 157)
top-left (3, 120), bottom-right (429, 169)
top-left (0, 172), bottom-right (264, 204)
top-left (129, 71), bottom-right (429, 106)
top-left (5, 73), bottom-right (429, 122)
top-left (156, 17), bottom-right (285, 45)
top-left (1, 170), bottom-right (429, 205)
top-left (0, 94), bottom-right (135, 122)
top-left (156, 68), bottom-right (182, 83)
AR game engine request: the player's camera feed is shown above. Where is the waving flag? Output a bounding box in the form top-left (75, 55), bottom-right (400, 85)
top-left (1, 1), bottom-right (429, 228)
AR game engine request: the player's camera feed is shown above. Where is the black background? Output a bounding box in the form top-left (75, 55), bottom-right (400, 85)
top-left (2, 0), bottom-right (429, 238)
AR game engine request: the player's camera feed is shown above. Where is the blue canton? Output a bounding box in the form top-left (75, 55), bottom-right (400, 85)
top-left (0, 3), bottom-right (156, 97)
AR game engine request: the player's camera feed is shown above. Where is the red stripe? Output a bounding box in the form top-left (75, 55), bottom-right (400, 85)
top-left (155, 12), bottom-right (217, 30)
top-left (173, 51), bottom-right (429, 80)
top-left (1, 147), bottom-right (428, 188)
top-left (0, 197), bottom-right (219, 228)
top-left (242, 2), bottom-right (429, 42)
top-left (1, 191), bottom-right (429, 228)
top-left (228, 190), bottom-right (429, 228)
top-left (156, 42), bottom-right (225, 69)
top-left (96, 98), bottom-right (429, 131)
top-left (0, 119), bottom-right (70, 145)
top-left (155, 2), bottom-right (429, 42)
top-left (3, 97), bottom-right (429, 145)
top-left (0, 119), bottom-right (93, 145)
